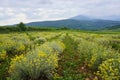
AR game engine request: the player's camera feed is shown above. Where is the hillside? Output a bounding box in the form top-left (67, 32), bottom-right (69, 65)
top-left (103, 24), bottom-right (120, 31)
top-left (106, 24), bottom-right (120, 30)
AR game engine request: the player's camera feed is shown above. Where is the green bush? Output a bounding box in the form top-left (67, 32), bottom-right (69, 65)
top-left (8, 41), bottom-right (65, 80)
top-left (34, 37), bottom-right (47, 45)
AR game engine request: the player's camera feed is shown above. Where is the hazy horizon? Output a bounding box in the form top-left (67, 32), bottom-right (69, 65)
top-left (0, 0), bottom-right (120, 26)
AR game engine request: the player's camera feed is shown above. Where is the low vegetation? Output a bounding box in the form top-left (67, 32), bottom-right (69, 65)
top-left (0, 29), bottom-right (120, 80)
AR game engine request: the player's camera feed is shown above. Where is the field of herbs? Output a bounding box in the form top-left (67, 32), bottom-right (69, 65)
top-left (0, 31), bottom-right (120, 80)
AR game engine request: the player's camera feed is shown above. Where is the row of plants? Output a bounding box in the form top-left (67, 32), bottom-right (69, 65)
top-left (0, 32), bottom-right (63, 79)
top-left (0, 32), bottom-right (62, 57)
top-left (74, 32), bottom-right (120, 52)
top-left (72, 34), bottom-right (120, 80)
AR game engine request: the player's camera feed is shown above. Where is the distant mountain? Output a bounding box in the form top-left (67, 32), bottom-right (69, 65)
top-left (105, 24), bottom-right (120, 30)
top-left (70, 15), bottom-right (94, 20)
top-left (25, 15), bottom-right (120, 30)
top-left (101, 15), bottom-right (120, 21)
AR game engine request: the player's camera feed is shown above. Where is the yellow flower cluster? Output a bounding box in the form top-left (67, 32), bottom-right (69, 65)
top-left (0, 50), bottom-right (7, 60)
top-left (9, 54), bottom-right (24, 73)
top-left (0, 33), bottom-right (33, 55)
top-left (97, 59), bottom-right (120, 80)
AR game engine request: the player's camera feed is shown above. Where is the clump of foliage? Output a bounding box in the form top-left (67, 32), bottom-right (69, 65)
top-left (8, 41), bottom-right (65, 80)
top-left (97, 58), bottom-right (120, 80)
top-left (8, 51), bottom-right (58, 80)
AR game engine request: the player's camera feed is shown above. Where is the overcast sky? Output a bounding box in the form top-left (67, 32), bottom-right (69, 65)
top-left (0, 0), bottom-right (120, 25)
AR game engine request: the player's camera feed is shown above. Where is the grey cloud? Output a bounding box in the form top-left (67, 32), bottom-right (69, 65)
top-left (0, 0), bottom-right (120, 25)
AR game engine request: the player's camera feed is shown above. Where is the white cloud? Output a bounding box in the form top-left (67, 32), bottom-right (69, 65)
top-left (0, 13), bottom-right (29, 25)
top-left (0, 13), bottom-right (3, 16)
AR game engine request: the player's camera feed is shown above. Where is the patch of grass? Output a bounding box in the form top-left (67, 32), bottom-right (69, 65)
top-left (56, 33), bottom-right (85, 80)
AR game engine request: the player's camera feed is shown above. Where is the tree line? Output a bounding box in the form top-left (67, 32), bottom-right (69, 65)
top-left (0, 22), bottom-right (70, 33)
